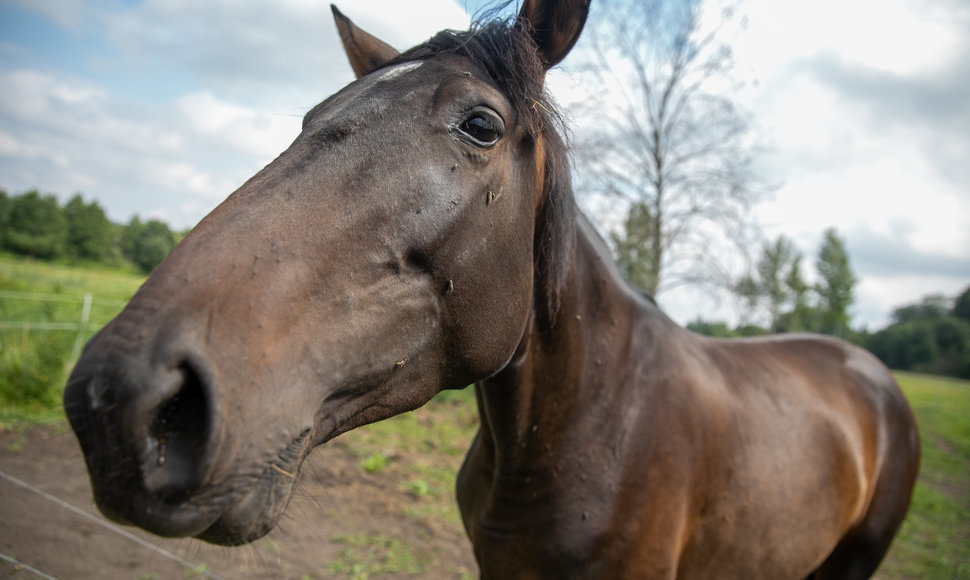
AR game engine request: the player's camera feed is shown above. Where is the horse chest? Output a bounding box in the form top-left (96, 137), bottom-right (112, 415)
top-left (457, 442), bottom-right (663, 578)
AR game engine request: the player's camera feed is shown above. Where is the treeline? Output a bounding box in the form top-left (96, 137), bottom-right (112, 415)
top-left (687, 228), bottom-right (858, 336)
top-left (690, 287), bottom-right (970, 379)
top-left (867, 291), bottom-right (970, 378)
top-left (0, 189), bottom-right (180, 274)
top-left (682, 229), bottom-right (970, 378)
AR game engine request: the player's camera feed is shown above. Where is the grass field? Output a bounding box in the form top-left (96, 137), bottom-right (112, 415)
top-left (0, 253), bottom-right (145, 426)
top-left (879, 372), bottom-right (970, 579)
top-left (0, 256), bottom-right (967, 578)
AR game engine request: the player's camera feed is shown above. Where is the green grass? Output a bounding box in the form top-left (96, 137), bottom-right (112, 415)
top-left (878, 372), bottom-right (970, 580)
top-left (0, 253), bottom-right (144, 427)
top-left (326, 533), bottom-right (432, 579)
top-left (359, 452), bottom-right (389, 473)
top-left (346, 387), bottom-right (479, 528)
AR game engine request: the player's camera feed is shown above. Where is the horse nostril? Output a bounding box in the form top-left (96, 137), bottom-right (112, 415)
top-left (143, 361), bottom-right (211, 502)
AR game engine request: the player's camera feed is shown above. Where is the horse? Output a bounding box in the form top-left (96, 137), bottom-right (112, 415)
top-left (63, 0), bottom-right (920, 577)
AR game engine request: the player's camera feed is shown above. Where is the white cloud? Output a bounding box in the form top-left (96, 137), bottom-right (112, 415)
top-left (1, 0), bottom-right (474, 229)
top-left (173, 92), bottom-right (299, 159)
top-left (1, 0), bottom-right (967, 329)
top-left (733, 0), bottom-right (964, 78)
top-left (0, 69), bottom-right (99, 122)
top-left (100, 0), bottom-right (471, 107)
top-left (0, 67), bottom-right (264, 225)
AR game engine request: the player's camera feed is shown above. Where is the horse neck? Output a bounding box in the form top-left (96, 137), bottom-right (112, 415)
top-left (475, 213), bottom-right (674, 472)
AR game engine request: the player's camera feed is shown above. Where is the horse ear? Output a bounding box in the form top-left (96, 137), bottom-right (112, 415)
top-left (331, 5), bottom-right (400, 79)
top-left (517, 0), bottom-right (591, 70)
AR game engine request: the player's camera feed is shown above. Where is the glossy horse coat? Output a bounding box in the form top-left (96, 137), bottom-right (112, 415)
top-left (63, 1), bottom-right (919, 577)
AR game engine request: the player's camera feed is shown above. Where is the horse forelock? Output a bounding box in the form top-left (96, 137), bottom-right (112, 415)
top-left (387, 18), bottom-right (576, 328)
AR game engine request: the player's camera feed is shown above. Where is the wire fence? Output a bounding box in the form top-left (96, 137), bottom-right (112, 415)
top-left (0, 468), bottom-right (225, 580)
top-left (0, 290), bottom-right (127, 363)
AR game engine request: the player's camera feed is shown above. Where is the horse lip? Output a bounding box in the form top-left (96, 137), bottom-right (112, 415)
top-left (88, 476), bottom-right (228, 539)
top-left (193, 428), bottom-right (312, 545)
top-left (90, 422), bottom-right (313, 544)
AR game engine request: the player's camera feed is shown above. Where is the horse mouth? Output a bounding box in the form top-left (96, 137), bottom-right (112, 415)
top-left (192, 429), bottom-right (312, 545)
top-left (85, 426), bottom-right (312, 546)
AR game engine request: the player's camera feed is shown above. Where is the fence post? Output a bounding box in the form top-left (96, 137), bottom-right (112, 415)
top-left (70, 293), bottom-right (92, 363)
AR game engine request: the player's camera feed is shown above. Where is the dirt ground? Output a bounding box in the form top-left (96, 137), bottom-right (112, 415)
top-left (0, 423), bottom-right (478, 580)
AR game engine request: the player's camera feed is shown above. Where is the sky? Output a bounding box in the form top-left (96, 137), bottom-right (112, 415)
top-left (0, 0), bottom-right (967, 330)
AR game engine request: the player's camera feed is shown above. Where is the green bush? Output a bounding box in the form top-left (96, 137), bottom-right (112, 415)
top-left (0, 331), bottom-right (71, 409)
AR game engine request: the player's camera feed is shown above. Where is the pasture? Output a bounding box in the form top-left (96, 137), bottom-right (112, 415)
top-left (879, 372), bottom-right (970, 578)
top-left (0, 254), bottom-right (143, 427)
top-left (0, 256), bottom-right (967, 578)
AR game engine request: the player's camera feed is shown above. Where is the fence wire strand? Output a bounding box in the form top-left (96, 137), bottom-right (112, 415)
top-left (0, 470), bottom-right (225, 580)
top-left (0, 552), bottom-right (59, 580)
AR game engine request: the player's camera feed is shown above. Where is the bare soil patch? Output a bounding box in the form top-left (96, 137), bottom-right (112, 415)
top-left (0, 423), bottom-right (477, 579)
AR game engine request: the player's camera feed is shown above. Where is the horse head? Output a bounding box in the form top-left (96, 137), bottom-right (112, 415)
top-left (63, 0), bottom-right (589, 546)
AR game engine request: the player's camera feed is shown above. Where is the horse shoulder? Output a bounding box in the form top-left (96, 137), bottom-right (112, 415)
top-left (630, 332), bottom-right (904, 577)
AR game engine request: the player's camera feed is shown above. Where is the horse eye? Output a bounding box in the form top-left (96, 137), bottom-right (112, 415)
top-left (458, 113), bottom-right (502, 146)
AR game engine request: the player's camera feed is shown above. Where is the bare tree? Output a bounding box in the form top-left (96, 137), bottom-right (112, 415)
top-left (570, 0), bottom-right (765, 297)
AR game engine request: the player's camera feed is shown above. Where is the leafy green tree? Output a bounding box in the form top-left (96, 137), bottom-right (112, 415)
top-left (815, 228), bottom-right (856, 337)
top-left (734, 324), bottom-right (769, 337)
top-left (129, 219), bottom-right (176, 273)
top-left (0, 189), bottom-right (10, 233)
top-left (758, 237), bottom-right (798, 329)
top-left (906, 323), bottom-right (942, 372)
top-left (866, 290), bottom-right (970, 378)
top-left (734, 235), bottom-right (808, 332)
top-left (612, 201), bottom-right (658, 294)
top-left (733, 273), bottom-right (761, 325)
top-left (866, 327), bottom-right (894, 367)
top-left (119, 216), bottom-right (142, 262)
top-left (686, 319), bottom-right (737, 338)
top-left (952, 286), bottom-right (970, 322)
top-left (3, 190), bottom-right (67, 259)
top-left (781, 255), bottom-right (816, 331)
top-left (870, 322), bottom-right (937, 371)
top-left (64, 194), bottom-right (114, 263)
top-left (892, 293), bottom-right (949, 324)
top-left (933, 317), bottom-right (970, 377)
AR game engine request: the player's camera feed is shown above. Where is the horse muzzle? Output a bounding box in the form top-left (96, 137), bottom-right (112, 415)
top-left (63, 327), bottom-right (306, 545)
